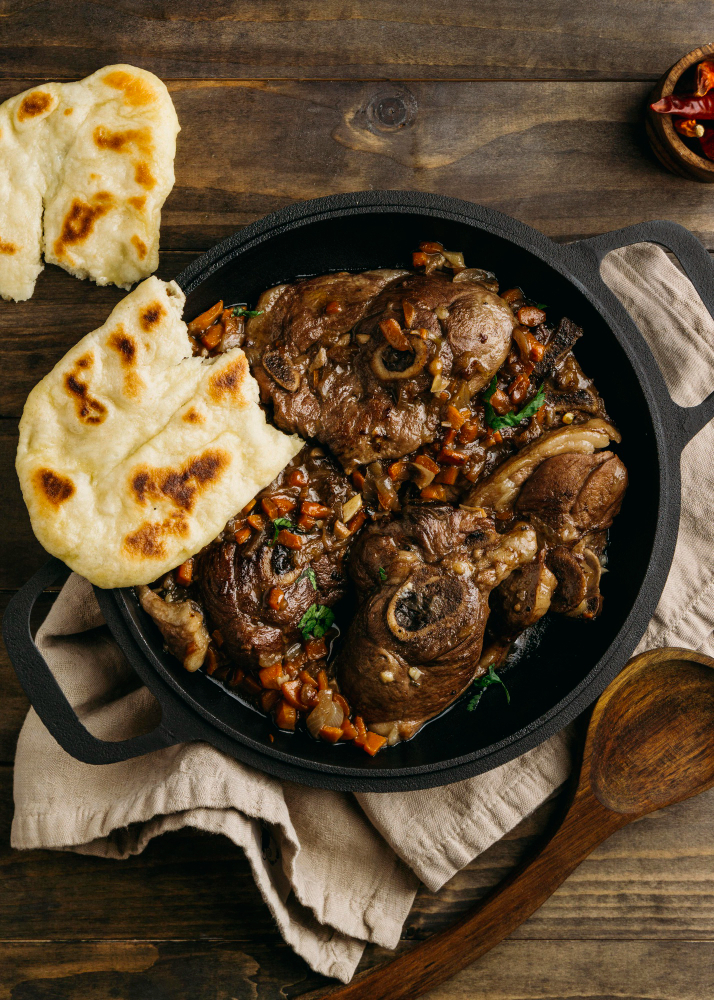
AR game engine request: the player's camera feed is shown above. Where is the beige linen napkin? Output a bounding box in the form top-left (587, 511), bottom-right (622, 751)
top-left (10, 243), bottom-right (714, 982)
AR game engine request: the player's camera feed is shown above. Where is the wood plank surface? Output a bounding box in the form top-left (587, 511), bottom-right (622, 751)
top-left (3, 78), bottom-right (714, 255)
top-left (1, 1), bottom-right (713, 83)
top-left (2, 5), bottom-right (714, 999)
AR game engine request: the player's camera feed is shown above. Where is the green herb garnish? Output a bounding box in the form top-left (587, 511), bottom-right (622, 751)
top-left (270, 517), bottom-right (294, 546)
top-left (467, 664), bottom-right (511, 712)
top-left (300, 567), bottom-right (318, 590)
top-left (535, 302), bottom-right (547, 310)
top-left (378, 567), bottom-right (387, 583)
top-left (232, 305), bottom-right (264, 318)
top-left (299, 603), bottom-right (335, 640)
top-left (483, 376), bottom-right (546, 431)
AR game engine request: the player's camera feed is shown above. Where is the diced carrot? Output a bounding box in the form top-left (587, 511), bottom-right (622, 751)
top-left (325, 300), bottom-right (342, 315)
top-left (247, 513), bottom-right (264, 530)
top-left (304, 637), bottom-right (328, 660)
top-left (493, 430), bottom-right (503, 444)
top-left (281, 679), bottom-right (304, 708)
top-left (272, 495), bottom-right (297, 515)
top-left (529, 339), bottom-right (546, 362)
top-left (288, 468), bottom-right (308, 487)
top-left (234, 526), bottom-right (251, 545)
top-left (204, 647), bottom-right (219, 675)
top-left (275, 699), bottom-right (297, 731)
top-left (489, 388), bottom-right (511, 416)
top-left (317, 669), bottom-right (328, 691)
top-left (297, 512), bottom-right (316, 531)
top-left (353, 715), bottom-right (368, 746)
top-left (301, 501), bottom-right (332, 518)
top-left (435, 466), bottom-right (459, 485)
top-left (446, 405), bottom-right (465, 429)
top-left (379, 317), bottom-right (411, 351)
top-left (341, 718), bottom-right (358, 740)
top-left (319, 725), bottom-right (343, 743)
top-left (277, 529), bottom-right (303, 550)
top-left (508, 373), bottom-right (530, 406)
top-left (418, 240), bottom-right (444, 253)
top-left (333, 692), bottom-right (350, 716)
top-left (352, 471), bottom-right (366, 490)
top-left (421, 484), bottom-right (448, 501)
top-left (200, 324), bottom-right (222, 350)
top-left (501, 287), bottom-right (523, 305)
top-left (438, 446), bottom-right (468, 466)
top-left (261, 689), bottom-right (280, 712)
top-left (413, 453), bottom-right (439, 474)
top-left (261, 496), bottom-right (279, 519)
top-left (267, 586), bottom-right (286, 611)
top-left (176, 558), bottom-right (193, 586)
top-left (495, 510), bottom-right (512, 521)
top-left (346, 509), bottom-right (367, 534)
top-left (242, 498), bottom-right (257, 514)
top-left (299, 669), bottom-right (318, 686)
top-left (362, 732), bottom-right (388, 756)
top-left (187, 300), bottom-right (223, 335)
top-left (387, 460), bottom-right (408, 481)
top-left (412, 251), bottom-right (429, 267)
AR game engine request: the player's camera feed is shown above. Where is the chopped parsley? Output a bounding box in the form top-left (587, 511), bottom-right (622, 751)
top-left (535, 302), bottom-right (547, 310)
top-left (467, 664), bottom-right (511, 712)
top-left (300, 567), bottom-right (318, 590)
top-left (270, 517), bottom-right (294, 546)
top-left (232, 305), bottom-right (264, 318)
top-left (483, 376), bottom-right (546, 431)
top-left (378, 567), bottom-right (387, 583)
top-left (299, 603), bottom-right (335, 640)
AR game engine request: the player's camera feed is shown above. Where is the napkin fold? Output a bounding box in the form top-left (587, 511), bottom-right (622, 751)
top-left (11, 242), bottom-right (714, 982)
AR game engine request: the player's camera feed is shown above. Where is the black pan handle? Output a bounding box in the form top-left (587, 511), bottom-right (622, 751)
top-left (564, 220), bottom-right (714, 446)
top-left (2, 558), bottom-right (185, 764)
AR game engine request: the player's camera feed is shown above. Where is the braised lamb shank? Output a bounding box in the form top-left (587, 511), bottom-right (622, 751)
top-left (244, 270), bottom-right (515, 470)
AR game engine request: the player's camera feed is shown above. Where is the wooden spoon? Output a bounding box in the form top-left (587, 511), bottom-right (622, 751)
top-left (313, 647), bottom-right (714, 1000)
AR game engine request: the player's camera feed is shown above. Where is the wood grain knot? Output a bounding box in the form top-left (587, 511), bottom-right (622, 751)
top-left (364, 87), bottom-right (418, 133)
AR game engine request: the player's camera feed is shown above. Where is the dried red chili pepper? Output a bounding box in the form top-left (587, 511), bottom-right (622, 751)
top-left (699, 126), bottom-right (714, 162)
top-left (674, 118), bottom-right (705, 139)
top-left (696, 60), bottom-right (714, 97)
top-left (650, 93), bottom-right (714, 119)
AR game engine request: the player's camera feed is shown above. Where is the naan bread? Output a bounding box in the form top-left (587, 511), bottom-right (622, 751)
top-left (0, 65), bottom-right (179, 302)
top-left (16, 278), bottom-right (303, 588)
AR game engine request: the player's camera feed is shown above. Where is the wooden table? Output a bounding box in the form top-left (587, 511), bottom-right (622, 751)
top-left (2, 4), bottom-right (714, 997)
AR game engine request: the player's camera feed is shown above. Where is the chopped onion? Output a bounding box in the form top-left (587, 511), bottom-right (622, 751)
top-left (284, 643), bottom-right (302, 661)
top-left (309, 346), bottom-right (327, 371)
top-left (442, 250), bottom-right (465, 269)
top-left (306, 689), bottom-right (344, 738)
top-left (259, 650), bottom-right (283, 668)
top-left (431, 373), bottom-right (448, 394)
top-left (341, 494), bottom-right (362, 523)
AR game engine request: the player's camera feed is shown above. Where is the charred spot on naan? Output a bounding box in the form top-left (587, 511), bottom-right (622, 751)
top-left (53, 192), bottom-right (116, 262)
top-left (32, 468), bottom-right (75, 508)
top-left (124, 512), bottom-right (189, 560)
top-left (0, 239), bottom-right (17, 255)
top-left (134, 161), bottom-right (157, 190)
top-left (17, 91), bottom-right (55, 122)
top-left (93, 125), bottom-right (153, 156)
top-left (107, 326), bottom-right (144, 398)
top-left (64, 352), bottom-right (107, 425)
top-left (128, 196), bottom-right (146, 211)
top-left (208, 356), bottom-right (250, 405)
top-left (131, 235), bottom-right (148, 259)
top-left (139, 301), bottom-right (164, 331)
top-left (102, 70), bottom-right (156, 108)
top-left (130, 449), bottom-right (230, 512)
top-left (182, 407), bottom-right (204, 424)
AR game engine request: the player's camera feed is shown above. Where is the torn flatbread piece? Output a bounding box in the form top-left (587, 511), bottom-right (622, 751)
top-left (0, 65), bottom-right (179, 302)
top-left (16, 278), bottom-right (303, 588)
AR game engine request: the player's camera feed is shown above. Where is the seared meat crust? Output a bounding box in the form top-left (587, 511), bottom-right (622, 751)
top-left (195, 448), bottom-right (355, 666)
top-left (337, 505), bottom-right (538, 726)
top-left (245, 270), bottom-right (514, 470)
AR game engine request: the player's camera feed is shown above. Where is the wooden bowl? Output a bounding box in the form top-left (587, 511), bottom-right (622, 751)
top-left (646, 42), bottom-right (714, 182)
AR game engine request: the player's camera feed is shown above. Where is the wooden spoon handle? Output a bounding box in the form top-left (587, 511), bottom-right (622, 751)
top-left (317, 790), bottom-right (627, 1000)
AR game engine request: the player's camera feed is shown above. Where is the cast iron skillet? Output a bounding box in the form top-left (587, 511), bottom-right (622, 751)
top-left (5, 191), bottom-right (714, 792)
